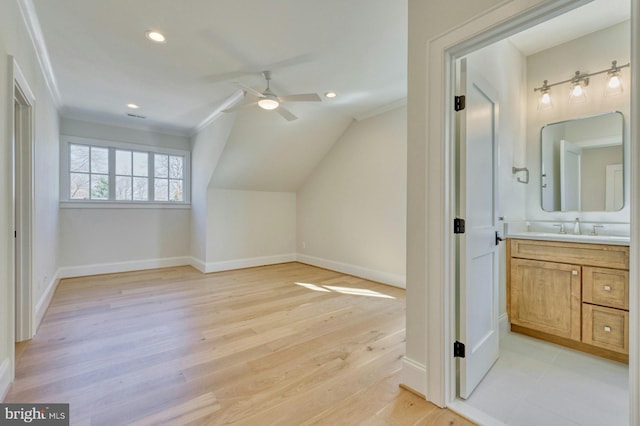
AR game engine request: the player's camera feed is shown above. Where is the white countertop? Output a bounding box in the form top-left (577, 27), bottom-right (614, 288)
top-left (506, 231), bottom-right (630, 246)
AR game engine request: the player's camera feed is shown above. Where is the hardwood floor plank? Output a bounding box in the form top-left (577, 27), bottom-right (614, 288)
top-left (5, 263), bottom-right (471, 425)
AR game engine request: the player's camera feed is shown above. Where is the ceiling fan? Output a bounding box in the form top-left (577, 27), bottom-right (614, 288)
top-left (223, 71), bottom-right (321, 121)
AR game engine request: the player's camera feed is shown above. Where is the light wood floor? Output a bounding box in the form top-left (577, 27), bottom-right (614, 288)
top-left (6, 262), bottom-right (473, 425)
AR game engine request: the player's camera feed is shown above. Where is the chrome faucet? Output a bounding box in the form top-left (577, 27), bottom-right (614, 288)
top-left (590, 224), bottom-right (604, 236)
top-left (553, 223), bottom-right (567, 234)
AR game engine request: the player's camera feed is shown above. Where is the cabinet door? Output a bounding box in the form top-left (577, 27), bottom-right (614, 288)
top-left (510, 258), bottom-right (581, 341)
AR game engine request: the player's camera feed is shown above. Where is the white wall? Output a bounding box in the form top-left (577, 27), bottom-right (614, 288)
top-left (206, 189), bottom-right (296, 268)
top-left (406, 0), bottom-right (508, 376)
top-left (297, 107), bottom-right (407, 287)
top-left (465, 40), bottom-right (527, 316)
top-left (0, 0), bottom-right (61, 398)
top-left (58, 119), bottom-right (191, 274)
top-left (525, 21), bottom-right (631, 222)
top-left (189, 113), bottom-right (237, 263)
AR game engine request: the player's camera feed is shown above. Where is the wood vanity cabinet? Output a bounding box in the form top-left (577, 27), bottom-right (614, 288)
top-left (507, 238), bottom-right (629, 363)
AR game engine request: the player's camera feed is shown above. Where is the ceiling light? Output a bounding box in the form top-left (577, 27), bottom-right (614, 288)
top-left (145, 30), bottom-right (166, 43)
top-left (258, 95), bottom-right (279, 110)
top-left (324, 91), bottom-right (337, 98)
top-left (127, 103), bottom-right (140, 109)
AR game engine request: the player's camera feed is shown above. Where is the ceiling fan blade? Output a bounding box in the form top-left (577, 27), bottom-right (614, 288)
top-left (223, 100), bottom-right (257, 113)
top-left (278, 93), bottom-right (322, 103)
top-left (233, 82), bottom-right (264, 99)
top-left (205, 54), bottom-right (314, 83)
top-left (276, 106), bottom-right (298, 121)
top-left (205, 70), bottom-right (254, 83)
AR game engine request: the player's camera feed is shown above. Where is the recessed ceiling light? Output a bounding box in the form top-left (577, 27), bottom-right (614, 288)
top-left (127, 103), bottom-right (140, 109)
top-left (145, 30), bottom-right (166, 43)
top-left (324, 91), bottom-right (337, 98)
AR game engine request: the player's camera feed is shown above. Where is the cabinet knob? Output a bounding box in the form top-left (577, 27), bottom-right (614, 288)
top-left (604, 285), bottom-right (612, 292)
top-left (604, 326), bottom-right (612, 333)
top-left (572, 270), bottom-right (578, 276)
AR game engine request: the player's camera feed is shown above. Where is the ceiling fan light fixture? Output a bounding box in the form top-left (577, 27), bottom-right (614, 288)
top-left (258, 96), bottom-right (280, 110)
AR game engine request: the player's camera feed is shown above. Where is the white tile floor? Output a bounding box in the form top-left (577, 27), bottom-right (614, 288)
top-left (464, 324), bottom-right (629, 425)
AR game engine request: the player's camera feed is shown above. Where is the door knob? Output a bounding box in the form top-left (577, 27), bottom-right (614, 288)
top-left (495, 231), bottom-right (503, 246)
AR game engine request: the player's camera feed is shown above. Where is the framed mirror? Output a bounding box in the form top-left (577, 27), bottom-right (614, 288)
top-left (541, 111), bottom-right (624, 212)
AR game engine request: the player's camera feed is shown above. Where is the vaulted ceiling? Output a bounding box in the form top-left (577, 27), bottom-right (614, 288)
top-left (32, 0), bottom-right (408, 135)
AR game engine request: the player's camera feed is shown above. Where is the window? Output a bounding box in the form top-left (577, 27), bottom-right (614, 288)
top-left (61, 135), bottom-right (190, 206)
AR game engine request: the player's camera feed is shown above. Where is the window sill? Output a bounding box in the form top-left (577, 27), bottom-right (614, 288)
top-left (60, 201), bottom-right (191, 210)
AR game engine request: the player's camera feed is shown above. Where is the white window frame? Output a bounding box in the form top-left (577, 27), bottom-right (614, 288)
top-left (60, 135), bottom-right (191, 209)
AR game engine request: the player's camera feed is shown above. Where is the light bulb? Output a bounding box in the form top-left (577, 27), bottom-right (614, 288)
top-left (572, 84), bottom-right (583, 97)
top-left (608, 75), bottom-right (621, 89)
top-left (540, 92), bottom-right (551, 105)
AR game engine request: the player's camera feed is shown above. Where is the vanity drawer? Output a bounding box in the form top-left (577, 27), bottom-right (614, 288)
top-left (582, 304), bottom-right (628, 354)
top-left (510, 239), bottom-right (629, 270)
top-left (583, 267), bottom-right (628, 310)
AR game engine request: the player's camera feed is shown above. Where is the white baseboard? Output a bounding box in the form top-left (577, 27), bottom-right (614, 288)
top-left (296, 254), bottom-right (406, 288)
top-left (58, 256), bottom-right (192, 279)
top-left (34, 270), bottom-right (61, 332)
top-left (401, 356), bottom-right (427, 396)
top-left (0, 358), bottom-right (10, 402)
top-left (189, 257), bottom-right (207, 273)
top-left (203, 253), bottom-right (296, 273)
top-left (499, 312), bottom-right (509, 334)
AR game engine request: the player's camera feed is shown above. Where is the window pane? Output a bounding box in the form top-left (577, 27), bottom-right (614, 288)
top-left (116, 150), bottom-right (132, 175)
top-left (169, 180), bottom-right (183, 201)
top-left (70, 173), bottom-right (89, 199)
top-left (91, 147), bottom-right (109, 174)
top-left (133, 177), bottom-right (148, 201)
top-left (169, 156), bottom-right (183, 179)
top-left (91, 174), bottom-right (109, 199)
top-left (69, 144), bottom-right (90, 172)
top-left (116, 176), bottom-right (132, 200)
top-left (133, 152), bottom-right (148, 176)
top-left (155, 154), bottom-right (169, 178)
top-left (154, 178), bottom-right (168, 201)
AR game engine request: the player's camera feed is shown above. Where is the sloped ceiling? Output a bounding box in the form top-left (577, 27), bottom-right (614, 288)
top-left (32, 0), bottom-right (408, 191)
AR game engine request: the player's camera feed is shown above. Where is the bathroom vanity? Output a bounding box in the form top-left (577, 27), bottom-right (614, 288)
top-left (507, 236), bottom-right (629, 363)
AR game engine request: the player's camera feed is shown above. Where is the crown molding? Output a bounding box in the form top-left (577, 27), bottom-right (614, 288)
top-left (353, 97), bottom-right (407, 121)
top-left (17, 0), bottom-right (63, 109)
top-left (191, 90), bottom-right (245, 136)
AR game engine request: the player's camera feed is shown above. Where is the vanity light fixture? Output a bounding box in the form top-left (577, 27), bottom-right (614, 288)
top-left (605, 60), bottom-right (624, 96)
top-left (569, 71), bottom-right (588, 103)
top-left (537, 80), bottom-right (552, 110)
top-left (533, 60), bottom-right (630, 107)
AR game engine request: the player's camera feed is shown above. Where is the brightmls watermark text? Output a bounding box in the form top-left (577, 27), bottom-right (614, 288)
top-left (0, 404), bottom-right (69, 425)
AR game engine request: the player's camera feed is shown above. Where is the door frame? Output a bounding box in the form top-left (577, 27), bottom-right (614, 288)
top-left (10, 56), bottom-right (35, 368)
top-left (420, 0), bottom-right (639, 424)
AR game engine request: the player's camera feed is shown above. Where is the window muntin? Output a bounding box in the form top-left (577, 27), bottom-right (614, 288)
top-left (69, 144), bottom-right (109, 200)
top-left (63, 136), bottom-right (190, 205)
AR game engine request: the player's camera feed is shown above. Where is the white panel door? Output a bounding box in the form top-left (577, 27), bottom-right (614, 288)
top-left (605, 163), bottom-right (623, 211)
top-left (560, 139), bottom-right (582, 211)
top-left (457, 59), bottom-right (500, 399)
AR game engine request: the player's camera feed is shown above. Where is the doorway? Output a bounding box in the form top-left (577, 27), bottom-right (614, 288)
top-left (12, 58), bottom-right (35, 357)
top-left (449, 1), bottom-right (632, 424)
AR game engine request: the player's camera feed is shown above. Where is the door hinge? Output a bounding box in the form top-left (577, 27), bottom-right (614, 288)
top-left (14, 230), bottom-right (16, 238)
top-left (454, 341), bottom-right (466, 358)
top-left (454, 95), bottom-right (466, 111)
top-left (453, 218), bottom-right (465, 234)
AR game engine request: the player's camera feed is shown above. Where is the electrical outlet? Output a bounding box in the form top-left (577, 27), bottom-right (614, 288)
top-left (301, 241), bottom-right (306, 249)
